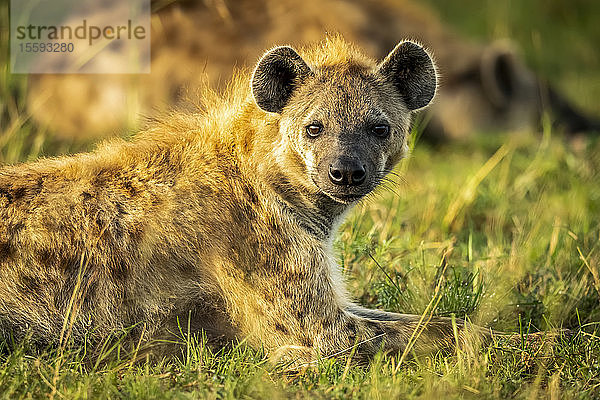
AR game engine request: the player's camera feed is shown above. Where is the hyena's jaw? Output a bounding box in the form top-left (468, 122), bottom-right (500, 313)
top-left (316, 186), bottom-right (369, 205)
top-left (326, 193), bottom-right (364, 205)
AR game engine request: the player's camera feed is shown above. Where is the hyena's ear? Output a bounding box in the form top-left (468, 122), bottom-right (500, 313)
top-left (252, 46), bottom-right (312, 113)
top-left (378, 41), bottom-right (437, 111)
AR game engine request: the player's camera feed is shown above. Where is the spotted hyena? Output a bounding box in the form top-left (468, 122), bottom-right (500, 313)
top-left (1, 38), bottom-right (488, 363)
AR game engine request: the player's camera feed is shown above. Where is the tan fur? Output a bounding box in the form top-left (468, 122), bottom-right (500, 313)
top-left (2, 38), bottom-right (485, 364)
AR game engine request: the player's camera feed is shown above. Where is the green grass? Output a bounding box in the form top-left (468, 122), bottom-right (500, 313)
top-left (2, 1), bottom-right (600, 399)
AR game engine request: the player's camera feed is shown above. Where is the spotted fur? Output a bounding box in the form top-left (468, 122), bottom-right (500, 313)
top-left (1, 38), bottom-right (486, 363)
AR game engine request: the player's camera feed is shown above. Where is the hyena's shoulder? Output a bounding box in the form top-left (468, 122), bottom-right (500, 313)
top-left (0, 141), bottom-right (173, 250)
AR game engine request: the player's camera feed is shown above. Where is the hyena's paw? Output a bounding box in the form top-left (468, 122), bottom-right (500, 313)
top-left (269, 344), bottom-right (322, 371)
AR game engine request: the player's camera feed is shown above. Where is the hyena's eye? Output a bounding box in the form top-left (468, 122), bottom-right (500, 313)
top-left (306, 124), bottom-right (323, 138)
top-left (371, 124), bottom-right (390, 138)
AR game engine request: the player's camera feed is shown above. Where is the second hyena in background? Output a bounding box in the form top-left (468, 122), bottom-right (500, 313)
top-left (1, 38), bottom-right (488, 362)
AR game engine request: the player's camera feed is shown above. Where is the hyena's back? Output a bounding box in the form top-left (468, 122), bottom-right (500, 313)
top-left (0, 137), bottom-right (243, 347)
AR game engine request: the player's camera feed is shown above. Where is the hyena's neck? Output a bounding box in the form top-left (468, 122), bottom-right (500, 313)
top-left (272, 189), bottom-right (347, 240)
top-left (235, 103), bottom-right (348, 239)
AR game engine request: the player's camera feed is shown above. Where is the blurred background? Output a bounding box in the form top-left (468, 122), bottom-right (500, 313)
top-left (425, 0), bottom-right (599, 125)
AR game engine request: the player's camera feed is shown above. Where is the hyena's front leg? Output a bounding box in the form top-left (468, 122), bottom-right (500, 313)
top-left (272, 303), bottom-right (490, 365)
top-left (344, 304), bottom-right (492, 356)
top-left (344, 305), bottom-right (570, 362)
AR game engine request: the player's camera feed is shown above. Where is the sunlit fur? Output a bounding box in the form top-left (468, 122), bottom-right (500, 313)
top-left (0, 38), bottom-right (486, 364)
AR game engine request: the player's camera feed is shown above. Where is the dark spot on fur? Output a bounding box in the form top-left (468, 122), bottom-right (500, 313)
top-left (263, 290), bottom-right (274, 303)
top-left (240, 133), bottom-right (254, 154)
top-left (122, 180), bottom-right (138, 197)
top-left (8, 223), bottom-right (24, 235)
top-left (151, 194), bottom-right (163, 206)
top-left (130, 224), bottom-right (145, 242)
top-left (320, 318), bottom-right (333, 330)
top-left (91, 167), bottom-right (119, 187)
top-left (277, 279), bottom-right (296, 298)
top-left (346, 321), bottom-right (358, 335)
top-left (54, 256), bottom-right (98, 312)
top-left (366, 320), bottom-right (385, 337)
top-left (0, 187), bottom-right (13, 203)
top-left (193, 184), bottom-right (213, 198)
top-left (19, 274), bottom-right (41, 293)
top-left (215, 147), bottom-right (240, 178)
top-left (112, 261), bottom-right (129, 282)
top-left (274, 322), bottom-right (289, 334)
top-left (81, 191), bottom-right (93, 201)
top-left (294, 309), bottom-right (306, 324)
top-left (95, 215), bottom-right (105, 230)
top-left (0, 242), bottom-right (14, 261)
top-left (91, 175), bottom-right (107, 187)
top-left (242, 183), bottom-right (259, 205)
top-left (268, 220), bottom-right (283, 237)
top-left (115, 201), bottom-right (127, 216)
top-left (160, 150), bottom-right (171, 165)
top-left (12, 187), bottom-right (27, 201)
top-left (36, 249), bottom-right (54, 265)
top-left (240, 201), bottom-right (257, 221)
top-left (300, 335), bottom-right (313, 347)
top-left (58, 254), bottom-right (85, 274)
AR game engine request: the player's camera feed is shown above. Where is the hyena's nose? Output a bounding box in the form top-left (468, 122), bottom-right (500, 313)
top-left (329, 159), bottom-right (366, 186)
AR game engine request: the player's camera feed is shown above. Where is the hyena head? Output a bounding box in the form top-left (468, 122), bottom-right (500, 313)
top-left (252, 39), bottom-right (437, 205)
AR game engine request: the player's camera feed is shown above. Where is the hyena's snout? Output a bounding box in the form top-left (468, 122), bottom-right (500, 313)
top-left (328, 157), bottom-right (366, 186)
top-left (316, 153), bottom-right (375, 203)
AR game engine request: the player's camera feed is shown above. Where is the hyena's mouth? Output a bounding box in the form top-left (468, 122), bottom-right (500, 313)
top-left (320, 189), bottom-right (370, 204)
top-left (311, 176), bottom-right (374, 204)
